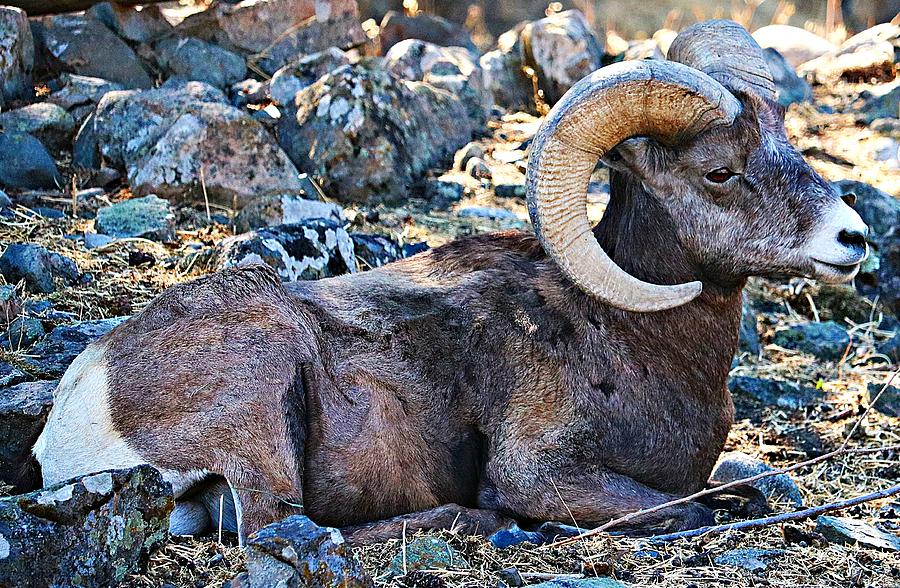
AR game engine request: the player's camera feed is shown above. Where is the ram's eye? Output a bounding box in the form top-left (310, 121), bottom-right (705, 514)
top-left (705, 168), bottom-right (735, 183)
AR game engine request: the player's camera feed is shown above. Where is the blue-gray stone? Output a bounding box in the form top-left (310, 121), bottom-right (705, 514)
top-left (772, 321), bottom-right (851, 361)
top-left (489, 522), bottom-right (544, 549)
top-left (714, 548), bottom-right (785, 571)
top-left (0, 244), bottom-right (78, 294)
top-left (0, 379), bottom-right (55, 488)
top-left (728, 376), bottom-right (820, 410)
top-left (22, 317), bottom-right (127, 378)
top-left (816, 516), bottom-right (900, 551)
top-left (712, 451), bottom-right (804, 507)
top-left (1, 316), bottom-right (45, 350)
top-left (0, 132), bottom-right (62, 190)
top-left (155, 37), bottom-right (247, 89)
top-left (387, 536), bottom-right (468, 578)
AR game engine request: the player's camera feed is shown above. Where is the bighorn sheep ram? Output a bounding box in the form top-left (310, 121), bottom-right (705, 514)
top-left (34, 21), bottom-right (868, 543)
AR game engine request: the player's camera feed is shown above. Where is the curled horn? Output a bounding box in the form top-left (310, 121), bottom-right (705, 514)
top-left (667, 19), bottom-right (776, 102)
top-left (526, 59), bottom-right (741, 312)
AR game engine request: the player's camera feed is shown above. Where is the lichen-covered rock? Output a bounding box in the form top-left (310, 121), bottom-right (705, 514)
top-left (32, 13), bottom-right (152, 89)
top-left (88, 2), bottom-right (173, 43)
top-left (0, 132), bottom-right (62, 190)
top-left (0, 244), bottom-right (78, 295)
top-left (94, 82), bottom-right (303, 207)
top-left (849, 80), bottom-right (899, 125)
top-left (0, 465), bottom-right (173, 587)
top-left (270, 47), bottom-right (350, 108)
top-left (178, 0), bottom-right (364, 75)
top-left (216, 219), bottom-right (355, 281)
top-left (47, 74), bottom-right (124, 111)
top-left (278, 61), bottom-right (472, 204)
top-left (386, 536), bottom-right (468, 578)
top-left (816, 515), bottom-right (900, 551)
top-left (243, 514), bottom-right (373, 588)
top-left (772, 321), bottom-right (852, 360)
top-left (763, 48), bottom-right (811, 107)
top-left (385, 39), bottom-right (492, 128)
top-left (1, 316), bottom-right (45, 351)
top-left (0, 380), bottom-right (55, 488)
top-left (235, 194), bottom-right (344, 232)
top-left (752, 25), bottom-right (835, 68)
top-left (520, 10), bottom-right (604, 105)
top-left (155, 37), bottom-right (247, 89)
top-left (0, 6), bottom-right (34, 106)
top-left (22, 317), bottom-right (127, 378)
top-left (378, 10), bottom-right (476, 54)
top-left (0, 102), bottom-right (76, 151)
top-left (711, 451), bottom-right (804, 507)
top-left (95, 195), bottom-right (176, 242)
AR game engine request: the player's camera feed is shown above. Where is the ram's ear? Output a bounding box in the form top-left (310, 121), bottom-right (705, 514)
top-left (601, 137), bottom-right (658, 176)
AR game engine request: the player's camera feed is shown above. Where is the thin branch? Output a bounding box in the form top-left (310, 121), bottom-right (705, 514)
top-left (545, 368), bottom-right (900, 549)
top-left (647, 483), bottom-right (900, 544)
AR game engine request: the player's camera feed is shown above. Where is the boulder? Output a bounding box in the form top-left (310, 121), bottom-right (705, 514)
top-left (0, 132), bottom-right (62, 190)
top-left (0, 6), bottom-right (34, 106)
top-left (870, 234), bottom-right (899, 316)
top-left (155, 37), bottom-right (247, 89)
top-left (816, 515), bottom-right (900, 551)
top-left (850, 80), bottom-right (899, 125)
top-left (87, 2), bottom-right (173, 43)
top-left (0, 362), bottom-right (29, 388)
top-left (95, 195), bottom-right (176, 242)
top-left (0, 465), bottom-right (173, 587)
top-left (800, 25), bottom-right (897, 84)
top-left (1, 316), bottom-right (45, 351)
top-left (242, 514), bottom-right (372, 588)
top-left (752, 25), bottom-right (835, 68)
top-left (520, 10), bottom-right (604, 105)
top-left (94, 82), bottom-right (304, 208)
top-left (0, 102), bottom-right (76, 151)
top-left (215, 219), bottom-right (356, 281)
top-left (386, 536), bottom-right (468, 578)
top-left (32, 14), bottom-right (152, 89)
top-left (480, 40), bottom-right (535, 113)
top-left (385, 39), bottom-right (492, 128)
top-left (763, 48), bottom-right (812, 106)
top-left (833, 180), bottom-right (899, 242)
top-left (711, 451), bottom-right (805, 507)
top-left (278, 61), bottom-right (472, 204)
top-left (235, 194), bottom-right (343, 232)
top-left (379, 10), bottom-right (476, 54)
top-left (0, 379), bottom-right (55, 488)
top-left (22, 317), bottom-right (127, 378)
top-left (178, 0), bottom-right (365, 75)
top-left (269, 47), bottom-right (349, 108)
top-left (772, 321), bottom-right (851, 361)
top-left (47, 74), bottom-right (124, 111)
top-left (0, 244), bottom-right (78, 295)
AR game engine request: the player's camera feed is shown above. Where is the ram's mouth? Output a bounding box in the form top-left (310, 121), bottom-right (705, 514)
top-left (811, 259), bottom-right (861, 283)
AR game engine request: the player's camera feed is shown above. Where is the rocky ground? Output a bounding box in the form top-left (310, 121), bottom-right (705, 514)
top-left (0, 1), bottom-right (898, 587)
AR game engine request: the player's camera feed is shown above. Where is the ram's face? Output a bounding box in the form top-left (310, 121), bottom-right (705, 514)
top-left (605, 93), bottom-right (868, 286)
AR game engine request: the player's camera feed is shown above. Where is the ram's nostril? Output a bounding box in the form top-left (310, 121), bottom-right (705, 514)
top-left (838, 228), bottom-right (867, 250)
top-left (840, 192), bottom-right (857, 207)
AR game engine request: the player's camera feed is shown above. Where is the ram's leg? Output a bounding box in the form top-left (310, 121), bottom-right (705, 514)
top-left (340, 504), bottom-right (512, 545)
top-left (481, 466), bottom-right (714, 536)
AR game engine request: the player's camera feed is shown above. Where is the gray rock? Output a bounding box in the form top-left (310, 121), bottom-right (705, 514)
top-left (425, 177), bottom-right (466, 205)
top-left (0, 190), bottom-right (10, 210)
top-left (48, 74), bottom-right (124, 111)
top-left (850, 81), bottom-right (899, 125)
top-left (800, 26), bottom-right (896, 84)
top-left (728, 376), bottom-right (820, 411)
top-left (0, 132), bottom-right (62, 190)
top-left (155, 37), bottom-right (247, 89)
top-left (520, 10), bottom-right (604, 105)
top-left (1, 316), bottom-right (45, 351)
top-left (0, 6), bottom-right (34, 106)
top-left (458, 206), bottom-right (518, 221)
top-left (714, 548), bottom-right (785, 572)
top-left (244, 514), bottom-right (372, 588)
top-left (816, 515), bottom-right (900, 551)
top-left (216, 219), bottom-right (356, 282)
top-left (22, 317), bottom-right (127, 378)
top-left (350, 233), bottom-right (410, 269)
top-left (83, 232), bottom-right (115, 249)
top-left (868, 383), bottom-right (900, 417)
top-left (0, 380), bottom-right (55, 488)
top-left (480, 45), bottom-right (534, 114)
top-left (0, 362), bottom-right (30, 387)
top-left (33, 14), bottom-right (152, 88)
top-left (378, 10), bottom-right (476, 54)
top-left (465, 157), bottom-right (492, 179)
top-left (833, 180), bottom-right (899, 242)
top-left (712, 451), bottom-right (805, 507)
top-left (527, 579), bottom-right (629, 588)
top-left (385, 39), bottom-right (492, 128)
top-left (235, 194), bottom-right (343, 233)
top-left (0, 244), bottom-right (78, 294)
top-left (0, 465), bottom-right (173, 587)
top-left (877, 332), bottom-right (899, 363)
top-left (453, 142), bottom-right (485, 171)
top-left (278, 62), bottom-right (472, 205)
top-left (95, 195), bottom-right (176, 242)
top-left (752, 25), bottom-right (835, 68)
top-left (739, 294), bottom-right (761, 355)
top-left (494, 181), bottom-right (526, 199)
top-left (763, 48), bottom-right (812, 107)
top-left (0, 102), bottom-right (76, 151)
top-left (772, 321), bottom-right (851, 361)
top-left (88, 2), bottom-right (173, 43)
top-left (386, 536), bottom-right (468, 578)
top-left (269, 47), bottom-right (349, 108)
